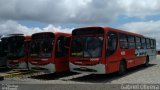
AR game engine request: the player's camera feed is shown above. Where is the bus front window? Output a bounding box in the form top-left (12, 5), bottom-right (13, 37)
top-left (8, 40), bottom-right (25, 59)
top-left (41, 39), bottom-right (54, 57)
top-left (30, 39), bottom-right (54, 58)
top-left (30, 41), bottom-right (41, 57)
top-left (0, 41), bottom-right (6, 57)
top-left (72, 36), bottom-right (103, 58)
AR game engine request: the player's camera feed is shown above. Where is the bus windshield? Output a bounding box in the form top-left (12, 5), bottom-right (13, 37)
top-left (71, 36), bottom-right (103, 58)
top-left (8, 36), bottom-right (25, 59)
top-left (0, 41), bottom-right (6, 57)
top-left (30, 39), bottom-right (54, 58)
top-left (1, 37), bottom-right (9, 56)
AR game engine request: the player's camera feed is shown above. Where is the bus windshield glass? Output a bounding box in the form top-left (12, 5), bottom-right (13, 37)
top-left (1, 37), bottom-right (9, 56)
top-left (8, 36), bottom-right (25, 59)
top-left (30, 39), bottom-right (54, 58)
top-left (30, 33), bottom-right (54, 58)
top-left (71, 36), bottom-right (103, 58)
top-left (0, 41), bottom-right (6, 57)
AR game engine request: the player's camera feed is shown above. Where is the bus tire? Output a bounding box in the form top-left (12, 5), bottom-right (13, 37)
top-left (144, 56), bottom-right (149, 67)
top-left (118, 61), bottom-right (126, 75)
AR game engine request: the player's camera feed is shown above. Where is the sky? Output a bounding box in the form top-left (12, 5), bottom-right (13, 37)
top-left (0, 0), bottom-right (160, 49)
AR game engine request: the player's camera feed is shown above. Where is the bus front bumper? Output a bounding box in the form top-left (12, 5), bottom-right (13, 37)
top-left (18, 62), bottom-right (28, 69)
top-left (7, 61), bottom-right (28, 69)
top-left (69, 63), bottom-right (106, 74)
top-left (28, 63), bottom-right (55, 73)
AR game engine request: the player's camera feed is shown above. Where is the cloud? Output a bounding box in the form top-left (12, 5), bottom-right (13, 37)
top-left (0, 20), bottom-right (160, 49)
top-left (0, 0), bottom-right (160, 24)
top-left (0, 20), bottom-right (73, 35)
top-left (120, 20), bottom-right (160, 49)
top-left (0, 0), bottom-right (160, 48)
top-left (118, 0), bottom-right (160, 17)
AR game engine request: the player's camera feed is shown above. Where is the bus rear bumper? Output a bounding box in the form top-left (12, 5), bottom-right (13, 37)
top-left (28, 63), bottom-right (55, 73)
top-left (69, 63), bottom-right (106, 74)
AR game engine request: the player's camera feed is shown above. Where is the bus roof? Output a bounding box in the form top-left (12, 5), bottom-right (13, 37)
top-left (32, 32), bottom-right (71, 37)
top-left (1, 34), bottom-right (24, 39)
top-left (103, 27), bottom-right (144, 37)
top-left (73, 26), bottom-right (144, 37)
top-left (9, 34), bottom-right (24, 36)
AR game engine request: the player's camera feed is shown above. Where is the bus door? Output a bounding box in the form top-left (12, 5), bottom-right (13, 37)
top-left (106, 31), bottom-right (118, 73)
top-left (55, 36), bottom-right (70, 72)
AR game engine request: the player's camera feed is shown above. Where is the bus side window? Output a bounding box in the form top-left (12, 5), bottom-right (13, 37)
top-left (119, 33), bottom-right (128, 49)
top-left (56, 36), bottom-right (68, 57)
top-left (141, 38), bottom-right (146, 49)
top-left (128, 35), bottom-right (135, 49)
top-left (106, 31), bottom-right (118, 56)
top-left (135, 37), bottom-right (141, 49)
top-left (146, 38), bottom-right (150, 49)
top-left (153, 40), bottom-right (156, 49)
top-left (150, 39), bottom-right (154, 49)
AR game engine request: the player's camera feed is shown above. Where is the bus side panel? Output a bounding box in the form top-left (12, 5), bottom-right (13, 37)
top-left (106, 49), bottom-right (136, 73)
top-left (106, 49), bottom-right (121, 73)
top-left (134, 57), bottom-right (146, 66)
top-left (106, 60), bottom-right (120, 74)
top-left (146, 49), bottom-right (157, 64)
top-left (106, 48), bottom-right (137, 73)
top-left (123, 49), bottom-right (136, 68)
top-left (126, 59), bottom-right (135, 68)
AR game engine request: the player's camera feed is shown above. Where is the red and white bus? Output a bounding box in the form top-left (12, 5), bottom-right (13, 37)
top-left (28, 32), bottom-right (71, 73)
top-left (7, 34), bottom-right (31, 69)
top-left (69, 26), bottom-right (156, 74)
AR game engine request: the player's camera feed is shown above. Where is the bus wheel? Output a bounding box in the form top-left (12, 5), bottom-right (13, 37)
top-left (118, 61), bottom-right (126, 75)
top-left (144, 56), bottom-right (149, 67)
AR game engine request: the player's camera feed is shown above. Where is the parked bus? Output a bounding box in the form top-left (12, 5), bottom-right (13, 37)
top-left (69, 26), bottom-right (156, 74)
top-left (7, 34), bottom-right (31, 69)
top-left (0, 36), bottom-right (10, 67)
top-left (29, 32), bottom-right (71, 73)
